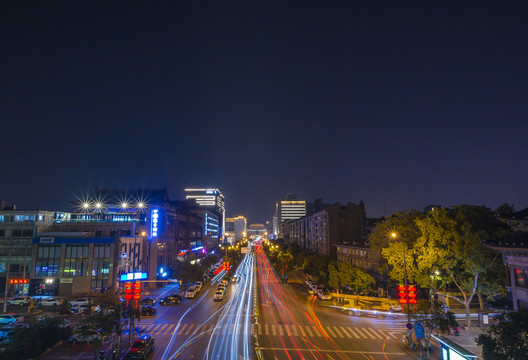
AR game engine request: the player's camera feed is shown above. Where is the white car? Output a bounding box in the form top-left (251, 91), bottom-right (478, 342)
top-left (220, 279), bottom-right (229, 286)
top-left (0, 315), bottom-right (23, 325)
top-left (213, 291), bottom-right (224, 301)
top-left (185, 287), bottom-right (198, 299)
top-left (39, 297), bottom-right (64, 307)
top-left (6, 297), bottom-right (31, 306)
top-left (68, 329), bottom-right (101, 344)
top-left (317, 289), bottom-right (332, 300)
top-left (194, 281), bottom-right (203, 292)
top-left (68, 298), bottom-right (92, 307)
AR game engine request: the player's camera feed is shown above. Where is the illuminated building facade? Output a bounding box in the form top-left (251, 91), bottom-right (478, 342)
top-left (275, 194), bottom-right (306, 237)
top-left (226, 216), bottom-right (247, 242)
top-left (0, 206), bottom-right (56, 295)
top-left (184, 188), bottom-right (225, 242)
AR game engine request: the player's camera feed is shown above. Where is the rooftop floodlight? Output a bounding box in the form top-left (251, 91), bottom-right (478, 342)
top-left (137, 202), bottom-right (145, 208)
top-left (83, 203), bottom-right (90, 209)
top-left (121, 202), bottom-right (128, 208)
top-left (95, 203), bottom-right (102, 209)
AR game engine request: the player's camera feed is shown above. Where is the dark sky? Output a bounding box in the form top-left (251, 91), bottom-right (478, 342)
top-left (2, 2), bottom-right (527, 223)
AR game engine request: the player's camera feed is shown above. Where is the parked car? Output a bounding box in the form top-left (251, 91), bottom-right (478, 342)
top-left (185, 286), bottom-right (198, 299)
top-left (317, 289), bottom-right (332, 300)
top-left (220, 279), bottom-right (229, 286)
top-left (213, 291), bottom-right (224, 301)
top-left (68, 329), bottom-right (102, 344)
top-left (194, 281), bottom-right (203, 292)
top-left (159, 295), bottom-right (182, 306)
top-left (140, 305), bottom-right (157, 316)
top-left (0, 315), bottom-right (23, 325)
top-left (70, 304), bottom-right (96, 315)
top-left (6, 297), bottom-right (31, 306)
top-left (125, 334), bottom-right (154, 359)
top-left (139, 297), bottom-right (156, 306)
top-left (39, 297), bottom-right (64, 307)
top-left (217, 284), bottom-right (225, 292)
top-left (68, 298), bottom-right (92, 307)
top-left (0, 323), bottom-right (27, 341)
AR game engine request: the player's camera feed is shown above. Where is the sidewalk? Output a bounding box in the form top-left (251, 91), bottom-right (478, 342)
top-left (399, 326), bottom-right (483, 360)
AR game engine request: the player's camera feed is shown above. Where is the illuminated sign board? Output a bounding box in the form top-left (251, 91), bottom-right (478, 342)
top-left (9, 279), bottom-right (28, 284)
top-left (120, 272), bottom-right (148, 281)
top-left (151, 209), bottom-right (159, 238)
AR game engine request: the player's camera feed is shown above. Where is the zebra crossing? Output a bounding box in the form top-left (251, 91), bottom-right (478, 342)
top-left (135, 321), bottom-right (403, 341)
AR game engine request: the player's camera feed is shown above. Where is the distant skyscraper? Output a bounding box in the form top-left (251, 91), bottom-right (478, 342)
top-left (275, 194), bottom-right (306, 236)
top-left (184, 188), bottom-right (225, 240)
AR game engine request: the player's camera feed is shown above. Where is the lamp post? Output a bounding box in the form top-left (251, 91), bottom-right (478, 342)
top-left (391, 232), bottom-right (413, 348)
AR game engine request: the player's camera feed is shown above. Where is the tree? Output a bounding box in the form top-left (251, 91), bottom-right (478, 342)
top-left (495, 203), bottom-right (515, 217)
top-left (477, 309), bottom-right (528, 360)
top-left (302, 255), bottom-right (331, 284)
top-left (369, 210), bottom-right (423, 278)
top-left (328, 261), bottom-right (374, 294)
top-left (411, 300), bottom-right (457, 358)
top-left (413, 205), bottom-right (509, 326)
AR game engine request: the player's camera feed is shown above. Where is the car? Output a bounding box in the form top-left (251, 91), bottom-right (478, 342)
top-left (139, 297), bottom-right (156, 306)
top-left (317, 289), bottom-right (332, 300)
top-left (0, 323), bottom-right (27, 341)
top-left (70, 304), bottom-right (96, 315)
top-left (213, 291), bottom-right (224, 301)
top-left (140, 305), bottom-right (157, 316)
top-left (39, 297), bottom-right (64, 307)
top-left (0, 315), bottom-right (23, 325)
top-left (159, 295), bottom-right (182, 306)
top-left (185, 287), bottom-right (198, 299)
top-left (68, 298), bottom-right (92, 307)
top-left (68, 329), bottom-right (101, 344)
top-left (220, 279), bottom-right (229, 286)
top-left (217, 284), bottom-right (225, 292)
top-left (194, 281), bottom-right (203, 291)
top-left (6, 297), bottom-right (31, 306)
top-left (125, 334), bottom-right (154, 359)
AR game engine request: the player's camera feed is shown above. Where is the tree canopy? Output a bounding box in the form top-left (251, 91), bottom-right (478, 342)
top-left (328, 261), bottom-right (374, 294)
top-left (477, 309), bottom-right (528, 360)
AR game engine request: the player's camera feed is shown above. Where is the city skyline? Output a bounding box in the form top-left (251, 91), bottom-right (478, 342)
top-left (2, 2), bottom-right (527, 223)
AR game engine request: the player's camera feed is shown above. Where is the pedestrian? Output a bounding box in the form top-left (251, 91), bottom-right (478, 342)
top-left (455, 326), bottom-right (460, 336)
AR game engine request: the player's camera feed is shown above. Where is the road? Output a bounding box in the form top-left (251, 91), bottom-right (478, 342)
top-left (40, 255), bottom-right (256, 360)
top-left (255, 245), bottom-right (409, 360)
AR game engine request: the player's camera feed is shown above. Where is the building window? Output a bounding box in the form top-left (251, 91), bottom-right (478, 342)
top-left (35, 245), bottom-right (61, 277)
top-left (515, 268), bottom-right (528, 289)
top-left (91, 244), bottom-right (110, 291)
top-left (63, 245), bottom-right (89, 277)
top-left (0, 230), bottom-right (4, 237)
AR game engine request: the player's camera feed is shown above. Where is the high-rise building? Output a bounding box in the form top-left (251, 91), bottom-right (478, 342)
top-left (275, 194), bottom-right (306, 236)
top-left (184, 188), bottom-right (225, 240)
top-left (225, 216), bottom-right (247, 242)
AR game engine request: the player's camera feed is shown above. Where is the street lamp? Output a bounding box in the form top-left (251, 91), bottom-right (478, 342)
top-left (391, 232), bottom-right (409, 310)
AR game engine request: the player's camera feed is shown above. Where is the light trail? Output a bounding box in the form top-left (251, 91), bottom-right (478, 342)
top-left (256, 246), bottom-right (352, 360)
top-left (204, 253), bottom-right (255, 360)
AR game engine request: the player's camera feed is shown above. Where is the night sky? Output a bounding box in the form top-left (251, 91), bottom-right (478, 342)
top-left (2, 2), bottom-right (527, 223)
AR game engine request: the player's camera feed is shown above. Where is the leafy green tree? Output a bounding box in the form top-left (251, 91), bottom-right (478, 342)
top-left (302, 255), bottom-right (331, 284)
top-left (411, 300), bottom-right (457, 354)
top-left (477, 309), bottom-right (528, 360)
top-left (414, 205), bottom-right (509, 326)
top-left (328, 261), bottom-right (374, 294)
top-left (369, 210), bottom-right (423, 252)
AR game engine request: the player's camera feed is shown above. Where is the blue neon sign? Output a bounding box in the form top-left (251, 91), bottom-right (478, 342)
top-left (151, 209), bottom-right (159, 238)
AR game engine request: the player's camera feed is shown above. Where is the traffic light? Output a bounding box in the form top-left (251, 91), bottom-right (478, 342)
top-left (124, 282), bottom-right (133, 307)
top-left (397, 285), bottom-right (408, 311)
top-left (133, 281), bottom-right (141, 308)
